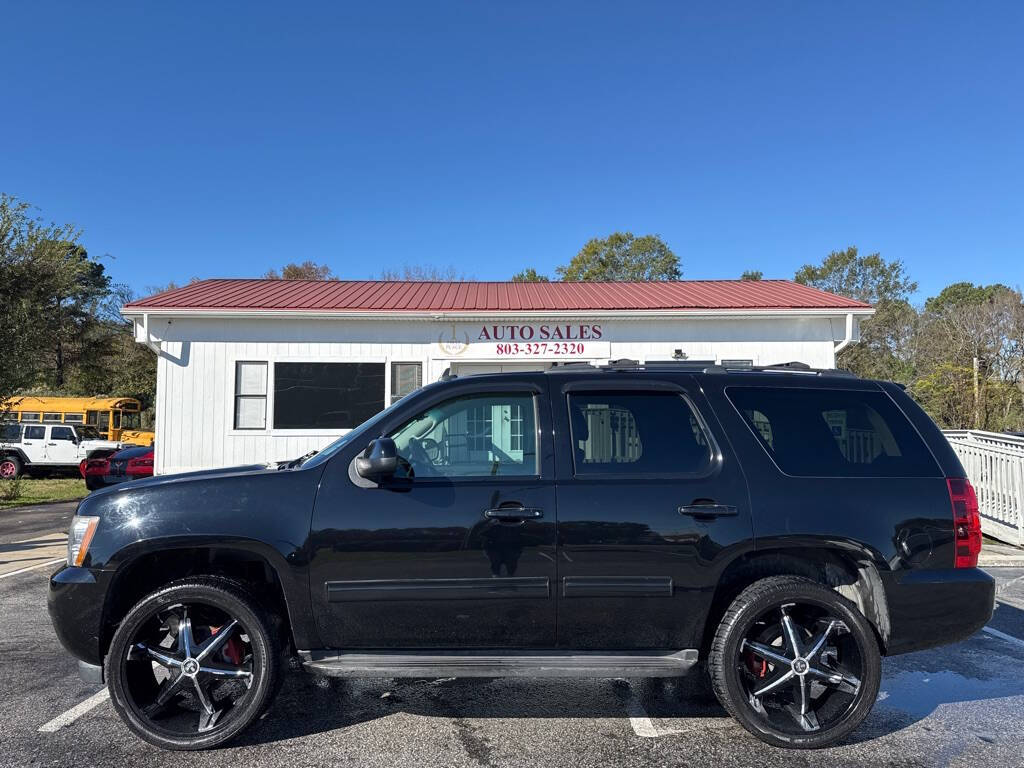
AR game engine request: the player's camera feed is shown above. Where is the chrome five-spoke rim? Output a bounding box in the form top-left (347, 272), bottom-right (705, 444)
top-left (738, 602), bottom-right (863, 735)
top-left (123, 603), bottom-right (255, 736)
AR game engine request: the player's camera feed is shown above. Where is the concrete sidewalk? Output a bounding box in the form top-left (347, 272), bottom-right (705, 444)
top-left (980, 539), bottom-right (1024, 568)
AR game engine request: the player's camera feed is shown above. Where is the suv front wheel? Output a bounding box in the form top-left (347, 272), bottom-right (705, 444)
top-left (708, 575), bottom-right (882, 749)
top-left (106, 577), bottom-right (281, 750)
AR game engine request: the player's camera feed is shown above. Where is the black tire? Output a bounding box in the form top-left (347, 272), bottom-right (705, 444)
top-left (106, 577), bottom-right (281, 750)
top-left (0, 455), bottom-right (22, 479)
top-left (708, 575), bottom-right (881, 749)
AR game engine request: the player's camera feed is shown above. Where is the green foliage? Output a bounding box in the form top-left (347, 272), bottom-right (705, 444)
top-left (740, 270), bottom-right (763, 281)
top-left (556, 232), bottom-right (680, 282)
top-left (795, 246), bottom-right (916, 304)
top-left (0, 475), bottom-right (22, 502)
top-left (264, 261), bottom-right (336, 280)
top-left (0, 194), bottom-right (156, 415)
top-left (511, 268), bottom-right (550, 282)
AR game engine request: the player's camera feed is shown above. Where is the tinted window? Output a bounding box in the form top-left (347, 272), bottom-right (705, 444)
top-left (51, 426), bottom-right (76, 441)
top-left (274, 362), bottom-right (385, 429)
top-left (389, 393), bottom-right (537, 478)
top-left (727, 386), bottom-right (940, 478)
top-left (568, 392), bottom-right (712, 475)
top-left (0, 424), bottom-right (21, 443)
top-left (25, 426), bottom-right (46, 439)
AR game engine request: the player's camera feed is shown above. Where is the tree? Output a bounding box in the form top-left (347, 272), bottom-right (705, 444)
top-left (511, 268), bottom-right (549, 282)
top-left (556, 232), bottom-right (680, 282)
top-left (740, 270), bottom-right (763, 281)
top-left (0, 195), bottom-right (93, 405)
top-left (794, 246), bottom-right (916, 305)
top-left (264, 261), bottom-right (336, 280)
top-left (379, 264), bottom-right (470, 281)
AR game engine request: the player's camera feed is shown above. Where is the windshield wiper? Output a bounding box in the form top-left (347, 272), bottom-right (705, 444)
top-left (285, 450), bottom-right (319, 469)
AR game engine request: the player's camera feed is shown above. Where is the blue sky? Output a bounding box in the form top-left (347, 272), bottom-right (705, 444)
top-left (4, 2), bottom-right (1022, 301)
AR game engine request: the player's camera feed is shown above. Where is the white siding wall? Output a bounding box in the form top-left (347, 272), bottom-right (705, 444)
top-left (145, 314), bottom-right (847, 474)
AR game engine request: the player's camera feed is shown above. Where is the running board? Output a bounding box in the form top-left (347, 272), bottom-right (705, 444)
top-left (299, 649), bottom-right (699, 678)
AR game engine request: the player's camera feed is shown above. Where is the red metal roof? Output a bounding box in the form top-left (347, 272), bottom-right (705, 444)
top-left (123, 279), bottom-right (871, 313)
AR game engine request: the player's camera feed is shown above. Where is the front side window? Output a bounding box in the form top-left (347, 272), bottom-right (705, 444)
top-left (389, 393), bottom-right (537, 479)
top-left (121, 412), bottom-right (141, 430)
top-left (568, 392), bottom-right (712, 475)
top-left (234, 361), bottom-right (268, 430)
top-left (274, 362), bottom-right (385, 429)
top-left (51, 426), bottom-right (75, 441)
top-left (727, 386), bottom-right (940, 478)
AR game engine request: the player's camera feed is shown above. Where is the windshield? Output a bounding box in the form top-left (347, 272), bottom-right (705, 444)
top-left (301, 381), bottom-right (442, 469)
top-left (77, 425), bottom-right (102, 440)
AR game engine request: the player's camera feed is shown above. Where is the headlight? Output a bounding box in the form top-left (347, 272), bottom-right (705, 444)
top-left (67, 515), bottom-right (100, 566)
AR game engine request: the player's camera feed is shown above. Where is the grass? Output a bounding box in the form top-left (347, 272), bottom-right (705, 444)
top-left (0, 477), bottom-right (87, 510)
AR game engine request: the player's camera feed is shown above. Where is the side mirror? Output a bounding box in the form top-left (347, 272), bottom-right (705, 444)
top-left (355, 437), bottom-right (398, 481)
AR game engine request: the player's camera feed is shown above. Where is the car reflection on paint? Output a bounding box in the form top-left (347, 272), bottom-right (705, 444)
top-left (83, 444), bottom-right (154, 491)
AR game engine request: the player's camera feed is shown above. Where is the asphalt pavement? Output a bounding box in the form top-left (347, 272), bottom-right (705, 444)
top-left (2, 552), bottom-right (1024, 768)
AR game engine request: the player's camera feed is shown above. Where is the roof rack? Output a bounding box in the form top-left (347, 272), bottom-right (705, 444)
top-left (547, 359), bottom-right (857, 378)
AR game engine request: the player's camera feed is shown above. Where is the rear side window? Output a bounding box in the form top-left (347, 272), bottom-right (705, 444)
top-left (568, 392), bottom-right (712, 475)
top-left (1, 424), bottom-right (21, 443)
top-left (726, 386), bottom-right (940, 478)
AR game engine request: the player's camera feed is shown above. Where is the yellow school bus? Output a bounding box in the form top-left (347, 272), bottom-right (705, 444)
top-left (1, 396), bottom-right (154, 445)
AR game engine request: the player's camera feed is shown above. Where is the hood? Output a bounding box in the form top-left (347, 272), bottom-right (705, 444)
top-left (87, 462), bottom-right (273, 496)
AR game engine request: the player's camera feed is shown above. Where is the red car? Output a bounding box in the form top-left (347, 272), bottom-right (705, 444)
top-left (84, 445), bottom-right (154, 491)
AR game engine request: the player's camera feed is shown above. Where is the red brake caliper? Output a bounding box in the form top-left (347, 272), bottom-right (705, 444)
top-left (208, 624), bottom-right (244, 665)
top-left (745, 651), bottom-right (768, 678)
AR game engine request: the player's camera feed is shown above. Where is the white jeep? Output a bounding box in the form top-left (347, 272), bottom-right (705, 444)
top-left (0, 422), bottom-right (124, 478)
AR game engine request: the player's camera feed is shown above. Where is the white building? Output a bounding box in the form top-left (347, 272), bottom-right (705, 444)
top-left (123, 279), bottom-right (872, 475)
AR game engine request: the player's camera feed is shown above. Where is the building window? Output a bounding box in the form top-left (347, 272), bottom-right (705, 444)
top-left (234, 361), bottom-right (268, 430)
top-left (391, 362), bottom-right (422, 402)
top-left (273, 362), bottom-right (384, 429)
top-left (466, 406), bottom-right (493, 451)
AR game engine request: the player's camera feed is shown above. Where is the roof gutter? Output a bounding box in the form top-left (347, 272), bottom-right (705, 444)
top-left (122, 307), bottom-right (875, 321)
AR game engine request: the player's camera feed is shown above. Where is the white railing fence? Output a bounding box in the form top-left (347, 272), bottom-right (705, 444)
top-left (944, 429), bottom-right (1024, 547)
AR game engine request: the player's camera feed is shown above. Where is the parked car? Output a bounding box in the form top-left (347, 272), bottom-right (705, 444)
top-left (48, 361), bottom-right (993, 751)
top-left (83, 445), bottom-right (155, 490)
top-left (1, 422), bottom-right (123, 478)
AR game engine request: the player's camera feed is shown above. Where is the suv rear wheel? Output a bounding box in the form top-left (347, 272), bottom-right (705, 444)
top-left (106, 577), bottom-right (281, 750)
top-left (708, 575), bottom-right (881, 749)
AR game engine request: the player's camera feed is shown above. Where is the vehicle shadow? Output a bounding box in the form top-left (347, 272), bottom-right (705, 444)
top-left (238, 673), bottom-right (730, 747)
top-left (239, 602), bottom-right (1024, 751)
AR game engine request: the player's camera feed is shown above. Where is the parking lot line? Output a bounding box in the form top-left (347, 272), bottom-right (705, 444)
top-left (982, 625), bottom-right (1024, 651)
top-left (0, 558), bottom-right (64, 580)
top-left (38, 689), bottom-right (110, 733)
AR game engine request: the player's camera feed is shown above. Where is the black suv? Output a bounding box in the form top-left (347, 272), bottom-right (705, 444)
top-left (48, 361), bottom-right (994, 750)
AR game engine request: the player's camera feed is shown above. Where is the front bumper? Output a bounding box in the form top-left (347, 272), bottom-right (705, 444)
top-left (48, 565), bottom-right (112, 668)
top-left (882, 567), bottom-right (995, 655)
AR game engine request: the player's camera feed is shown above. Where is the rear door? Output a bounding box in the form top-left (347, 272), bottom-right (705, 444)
top-left (552, 375), bottom-right (753, 651)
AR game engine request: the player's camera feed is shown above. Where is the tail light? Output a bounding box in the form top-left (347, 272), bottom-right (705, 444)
top-left (85, 458), bottom-right (109, 476)
top-left (126, 457), bottom-right (154, 474)
top-left (948, 478), bottom-right (982, 568)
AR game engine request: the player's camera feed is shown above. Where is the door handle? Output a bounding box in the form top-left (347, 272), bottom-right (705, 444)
top-left (47, 442), bottom-right (58, 446)
top-left (678, 503), bottom-right (738, 518)
top-left (483, 506), bottom-right (544, 521)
